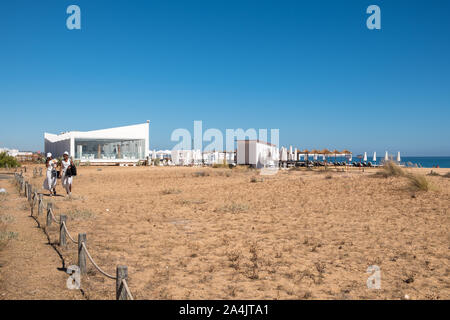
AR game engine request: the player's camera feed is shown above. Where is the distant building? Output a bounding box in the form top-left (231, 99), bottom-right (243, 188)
top-left (0, 147), bottom-right (19, 157)
top-left (237, 140), bottom-right (279, 168)
top-left (44, 122), bottom-right (150, 164)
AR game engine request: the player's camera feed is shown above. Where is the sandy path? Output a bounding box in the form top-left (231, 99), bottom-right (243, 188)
top-left (0, 176), bottom-right (83, 300)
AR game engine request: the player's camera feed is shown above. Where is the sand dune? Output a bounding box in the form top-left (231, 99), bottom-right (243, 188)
top-left (5, 165), bottom-right (450, 299)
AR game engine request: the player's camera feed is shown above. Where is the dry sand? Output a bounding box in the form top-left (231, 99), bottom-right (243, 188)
top-left (1, 165), bottom-right (449, 299)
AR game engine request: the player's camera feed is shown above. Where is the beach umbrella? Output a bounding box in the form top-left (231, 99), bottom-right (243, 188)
top-left (342, 149), bottom-right (352, 162)
top-left (320, 149), bottom-right (332, 166)
top-left (281, 147), bottom-right (288, 162)
top-left (363, 152), bottom-right (367, 162)
top-left (385, 151), bottom-right (389, 162)
top-left (310, 149), bottom-right (319, 161)
top-left (302, 149), bottom-right (310, 164)
top-left (373, 151), bottom-right (377, 162)
top-left (397, 151), bottom-right (401, 163)
top-left (289, 146), bottom-right (293, 161)
top-left (294, 148), bottom-right (297, 161)
top-left (332, 149), bottom-right (340, 162)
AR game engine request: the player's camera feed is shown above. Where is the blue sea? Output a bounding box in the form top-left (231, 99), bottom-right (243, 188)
top-left (397, 157), bottom-right (450, 168)
top-left (318, 156), bottom-right (450, 168)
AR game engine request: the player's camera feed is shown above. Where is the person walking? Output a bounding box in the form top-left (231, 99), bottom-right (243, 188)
top-left (43, 152), bottom-right (58, 196)
top-left (60, 151), bottom-right (74, 196)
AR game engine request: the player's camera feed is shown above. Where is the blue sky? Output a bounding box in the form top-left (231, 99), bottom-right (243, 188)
top-left (0, 0), bottom-right (449, 155)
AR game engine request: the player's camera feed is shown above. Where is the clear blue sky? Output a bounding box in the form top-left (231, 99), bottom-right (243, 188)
top-left (1, 0), bottom-right (449, 155)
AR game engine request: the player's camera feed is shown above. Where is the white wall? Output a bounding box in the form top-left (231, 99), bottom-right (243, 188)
top-left (237, 141), bottom-right (277, 167)
top-left (44, 122), bottom-right (150, 161)
top-left (44, 137), bottom-right (71, 158)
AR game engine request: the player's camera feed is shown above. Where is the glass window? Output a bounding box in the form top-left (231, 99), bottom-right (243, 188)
top-left (74, 139), bottom-right (145, 161)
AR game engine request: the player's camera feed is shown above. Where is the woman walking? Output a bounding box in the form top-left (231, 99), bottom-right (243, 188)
top-left (43, 152), bottom-right (58, 196)
top-left (60, 151), bottom-right (74, 196)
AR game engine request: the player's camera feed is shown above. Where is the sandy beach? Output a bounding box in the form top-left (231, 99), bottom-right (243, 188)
top-left (1, 165), bottom-right (449, 299)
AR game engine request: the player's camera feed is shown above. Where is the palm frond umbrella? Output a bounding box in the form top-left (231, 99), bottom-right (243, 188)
top-left (302, 149), bottom-right (310, 165)
top-left (332, 149), bottom-right (340, 163)
top-left (341, 149), bottom-right (352, 164)
top-left (321, 149), bottom-right (332, 166)
top-left (311, 149), bottom-right (319, 162)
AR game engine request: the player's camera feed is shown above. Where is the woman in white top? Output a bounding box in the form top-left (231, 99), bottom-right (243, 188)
top-left (60, 151), bottom-right (74, 196)
top-left (43, 152), bottom-right (58, 196)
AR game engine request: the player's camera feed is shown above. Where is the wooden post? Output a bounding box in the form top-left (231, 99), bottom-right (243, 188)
top-left (78, 233), bottom-right (87, 274)
top-left (46, 202), bottom-right (53, 227)
top-left (38, 194), bottom-right (43, 216)
top-left (24, 166), bottom-right (27, 173)
top-left (31, 190), bottom-right (36, 216)
top-left (116, 265), bottom-right (128, 300)
top-left (27, 183), bottom-right (31, 201)
top-left (59, 215), bottom-right (67, 246)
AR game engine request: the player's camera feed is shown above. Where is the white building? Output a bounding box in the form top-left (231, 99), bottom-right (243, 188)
top-left (0, 147), bottom-right (19, 157)
top-left (237, 140), bottom-right (279, 168)
top-left (44, 122), bottom-right (150, 164)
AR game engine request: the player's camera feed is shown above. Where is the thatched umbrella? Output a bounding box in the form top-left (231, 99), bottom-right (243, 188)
top-left (320, 149), bottom-right (332, 167)
top-left (302, 149), bottom-right (310, 165)
top-left (332, 149), bottom-right (340, 163)
top-left (310, 149), bottom-right (320, 161)
top-left (341, 149), bottom-right (352, 164)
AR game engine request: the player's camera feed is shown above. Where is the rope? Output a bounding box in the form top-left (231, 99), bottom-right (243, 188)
top-left (32, 192), bottom-right (38, 207)
top-left (121, 279), bottom-right (134, 300)
top-left (49, 207), bottom-right (60, 223)
top-left (62, 221), bottom-right (78, 244)
top-left (81, 242), bottom-right (117, 280)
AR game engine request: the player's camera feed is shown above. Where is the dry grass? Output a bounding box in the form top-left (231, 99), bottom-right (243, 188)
top-left (216, 202), bottom-right (249, 214)
top-left (407, 174), bottom-right (431, 191)
top-left (161, 188), bottom-right (182, 195)
top-left (66, 209), bottom-right (96, 221)
top-left (0, 214), bottom-right (15, 224)
top-left (378, 161), bottom-right (405, 177)
top-left (250, 176), bottom-right (264, 183)
top-left (192, 171), bottom-right (209, 177)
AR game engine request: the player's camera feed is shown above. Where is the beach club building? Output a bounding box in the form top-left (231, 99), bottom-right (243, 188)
top-left (237, 140), bottom-right (279, 168)
top-left (44, 122), bottom-right (150, 164)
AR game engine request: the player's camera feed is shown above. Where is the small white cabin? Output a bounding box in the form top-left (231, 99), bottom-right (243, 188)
top-left (237, 140), bottom-right (279, 168)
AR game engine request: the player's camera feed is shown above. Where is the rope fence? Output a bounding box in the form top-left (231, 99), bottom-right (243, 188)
top-left (13, 172), bottom-right (134, 301)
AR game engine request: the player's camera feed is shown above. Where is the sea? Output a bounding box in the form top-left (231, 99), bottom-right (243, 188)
top-left (397, 156), bottom-right (450, 168)
top-left (317, 156), bottom-right (450, 168)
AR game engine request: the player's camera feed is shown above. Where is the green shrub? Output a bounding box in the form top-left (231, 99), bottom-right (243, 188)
top-left (0, 152), bottom-right (20, 168)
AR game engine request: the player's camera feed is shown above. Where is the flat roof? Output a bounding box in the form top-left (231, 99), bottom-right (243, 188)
top-left (236, 139), bottom-right (277, 147)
